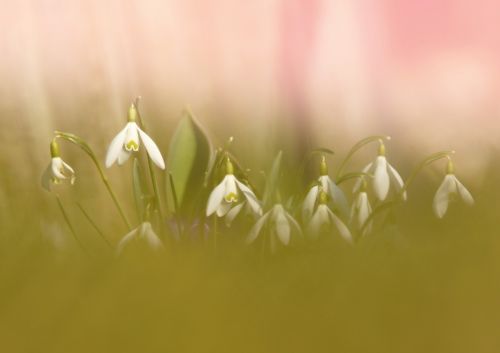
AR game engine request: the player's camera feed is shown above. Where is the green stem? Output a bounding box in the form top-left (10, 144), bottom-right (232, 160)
top-left (55, 195), bottom-right (88, 255)
top-left (134, 101), bottom-right (166, 227)
top-left (76, 202), bottom-right (112, 248)
top-left (336, 171), bottom-right (372, 185)
top-left (336, 135), bottom-right (390, 182)
top-left (54, 131), bottom-right (131, 229)
top-left (398, 150), bottom-right (455, 199)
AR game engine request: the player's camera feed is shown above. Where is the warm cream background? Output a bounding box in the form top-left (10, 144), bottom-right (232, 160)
top-left (1, 0), bottom-right (499, 209)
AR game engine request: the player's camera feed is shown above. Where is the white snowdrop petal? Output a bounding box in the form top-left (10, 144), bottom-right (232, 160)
top-left (309, 205), bottom-right (328, 235)
top-left (358, 192), bottom-right (371, 227)
top-left (105, 124), bottom-right (128, 168)
top-left (138, 127), bottom-right (165, 169)
top-left (216, 201), bottom-right (232, 217)
top-left (302, 185), bottom-right (319, 221)
top-left (328, 178), bottom-right (349, 216)
top-left (373, 156), bottom-right (390, 200)
top-left (235, 179), bottom-right (262, 215)
top-left (105, 125), bottom-right (128, 168)
top-left (285, 213), bottom-right (303, 238)
top-left (117, 148), bottom-right (132, 165)
top-left (246, 212), bottom-right (270, 244)
top-left (454, 176), bottom-right (474, 206)
top-left (206, 176), bottom-right (228, 216)
top-left (51, 158), bottom-right (66, 179)
top-left (433, 175), bottom-right (454, 218)
top-left (275, 211), bottom-right (290, 245)
top-left (116, 227), bottom-right (139, 255)
top-left (388, 163), bottom-right (407, 200)
top-left (142, 222), bottom-right (164, 250)
top-left (62, 161), bottom-right (75, 174)
top-left (328, 209), bottom-right (353, 243)
top-left (225, 202), bottom-right (245, 226)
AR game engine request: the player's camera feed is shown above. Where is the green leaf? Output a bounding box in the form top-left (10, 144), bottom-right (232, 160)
top-left (262, 150), bottom-right (283, 208)
top-left (166, 109), bottom-right (212, 216)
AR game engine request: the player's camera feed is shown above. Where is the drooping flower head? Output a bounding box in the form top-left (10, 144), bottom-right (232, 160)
top-left (303, 155), bottom-right (349, 221)
top-left (353, 139), bottom-right (406, 201)
top-left (246, 204), bottom-right (302, 247)
top-left (308, 190), bottom-right (352, 243)
top-left (106, 103), bottom-right (165, 169)
top-left (433, 158), bottom-right (474, 218)
top-left (41, 139), bottom-right (76, 191)
top-left (116, 222), bottom-right (164, 255)
top-left (350, 177), bottom-right (373, 236)
top-left (206, 158), bottom-right (262, 220)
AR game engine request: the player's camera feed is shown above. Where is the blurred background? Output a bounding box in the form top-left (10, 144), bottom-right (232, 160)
top-left (1, 1), bottom-right (500, 352)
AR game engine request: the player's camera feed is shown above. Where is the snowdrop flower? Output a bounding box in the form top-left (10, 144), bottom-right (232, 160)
top-left (246, 204), bottom-right (302, 245)
top-left (303, 156), bottom-right (349, 221)
top-left (246, 204), bottom-right (301, 246)
top-left (41, 140), bottom-right (76, 191)
top-left (353, 140), bottom-right (406, 201)
top-left (206, 158), bottom-right (262, 218)
top-left (350, 178), bottom-right (373, 236)
top-left (116, 222), bottom-right (164, 255)
top-left (433, 159), bottom-right (474, 218)
top-left (105, 103), bottom-right (165, 169)
top-left (308, 191), bottom-right (352, 243)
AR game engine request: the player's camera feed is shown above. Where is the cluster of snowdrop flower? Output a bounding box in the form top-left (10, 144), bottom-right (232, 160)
top-left (42, 100), bottom-right (475, 255)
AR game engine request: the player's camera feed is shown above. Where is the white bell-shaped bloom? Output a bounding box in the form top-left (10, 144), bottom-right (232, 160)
top-left (350, 190), bottom-right (373, 236)
top-left (42, 140), bottom-right (76, 191)
top-left (433, 162), bottom-right (474, 218)
top-left (308, 191), bottom-right (352, 243)
top-left (206, 174), bottom-right (261, 218)
top-left (353, 143), bottom-right (405, 201)
top-left (106, 104), bottom-right (165, 169)
top-left (206, 159), bottom-right (262, 219)
top-left (116, 222), bottom-right (164, 255)
top-left (246, 204), bottom-right (301, 246)
top-left (303, 156), bottom-right (349, 221)
top-left (303, 175), bottom-right (349, 220)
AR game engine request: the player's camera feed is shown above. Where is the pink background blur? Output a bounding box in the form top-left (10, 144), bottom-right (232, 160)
top-left (1, 0), bottom-right (499, 172)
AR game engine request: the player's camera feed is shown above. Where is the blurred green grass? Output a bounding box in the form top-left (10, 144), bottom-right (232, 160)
top-left (0, 117), bottom-right (499, 353)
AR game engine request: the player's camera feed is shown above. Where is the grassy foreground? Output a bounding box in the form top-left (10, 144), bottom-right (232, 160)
top-left (1, 161), bottom-right (499, 353)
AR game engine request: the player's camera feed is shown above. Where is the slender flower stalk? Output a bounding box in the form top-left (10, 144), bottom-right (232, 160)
top-left (133, 99), bottom-right (166, 232)
top-left (106, 103), bottom-right (165, 169)
top-left (353, 140), bottom-right (405, 201)
top-left (303, 155), bottom-right (348, 221)
top-left (246, 204), bottom-right (302, 247)
top-left (54, 131), bottom-right (131, 229)
top-left (433, 159), bottom-right (474, 218)
top-left (41, 140), bottom-right (76, 191)
top-left (336, 135), bottom-right (391, 181)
